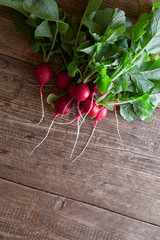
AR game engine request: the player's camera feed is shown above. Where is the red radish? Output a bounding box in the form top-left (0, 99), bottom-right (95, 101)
top-left (56, 71), bottom-right (72, 89)
top-left (79, 83), bottom-right (105, 125)
top-left (59, 83), bottom-right (77, 116)
top-left (72, 107), bottom-right (108, 163)
top-left (68, 83), bottom-right (77, 98)
top-left (93, 106), bottom-right (108, 122)
top-left (75, 83), bottom-right (90, 119)
top-left (80, 99), bottom-right (99, 117)
top-left (93, 83), bottom-right (105, 95)
top-left (55, 95), bottom-right (73, 114)
top-left (29, 95), bottom-right (73, 155)
top-left (55, 83), bottom-right (77, 117)
top-left (70, 89), bottom-right (97, 158)
top-left (34, 62), bottom-right (53, 124)
top-left (75, 83), bottom-right (90, 102)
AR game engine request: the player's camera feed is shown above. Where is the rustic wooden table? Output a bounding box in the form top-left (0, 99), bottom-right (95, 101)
top-left (0, 0), bottom-right (160, 239)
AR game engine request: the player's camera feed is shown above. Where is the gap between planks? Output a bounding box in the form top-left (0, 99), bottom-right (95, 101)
top-left (1, 176), bottom-right (160, 229)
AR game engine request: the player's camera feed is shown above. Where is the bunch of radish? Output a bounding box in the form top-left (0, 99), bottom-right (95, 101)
top-left (30, 66), bottom-right (110, 162)
top-left (1, 0), bottom-right (160, 163)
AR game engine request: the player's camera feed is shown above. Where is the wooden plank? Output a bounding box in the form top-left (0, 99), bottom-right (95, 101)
top-left (0, 179), bottom-right (160, 240)
top-left (0, 7), bottom-right (39, 65)
top-left (1, 54), bottom-right (160, 226)
top-left (1, 0), bottom-right (160, 229)
top-left (0, 0), bottom-right (157, 64)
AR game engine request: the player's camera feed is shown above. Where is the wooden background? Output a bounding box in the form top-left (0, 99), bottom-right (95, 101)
top-left (0, 0), bottom-right (160, 239)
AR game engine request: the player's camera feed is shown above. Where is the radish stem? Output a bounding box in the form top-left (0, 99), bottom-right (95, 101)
top-left (45, 26), bottom-right (58, 62)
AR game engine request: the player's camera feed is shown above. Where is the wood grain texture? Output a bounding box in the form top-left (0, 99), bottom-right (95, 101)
top-left (0, 54), bottom-right (160, 227)
top-left (0, 179), bottom-right (160, 240)
top-left (1, 1), bottom-right (160, 238)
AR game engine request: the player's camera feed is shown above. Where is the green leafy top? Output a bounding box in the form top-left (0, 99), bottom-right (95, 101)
top-left (1, 0), bottom-right (160, 121)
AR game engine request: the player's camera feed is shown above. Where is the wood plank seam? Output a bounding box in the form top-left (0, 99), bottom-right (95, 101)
top-left (1, 177), bottom-right (160, 228)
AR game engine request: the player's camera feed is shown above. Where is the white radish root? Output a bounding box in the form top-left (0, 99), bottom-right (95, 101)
top-left (37, 85), bottom-right (45, 125)
top-left (29, 113), bottom-right (59, 156)
top-left (70, 116), bottom-right (80, 158)
top-left (72, 121), bottom-right (97, 163)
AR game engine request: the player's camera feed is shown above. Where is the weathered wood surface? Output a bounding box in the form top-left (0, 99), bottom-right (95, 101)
top-left (0, 179), bottom-right (160, 240)
top-left (1, 52), bottom-right (160, 226)
top-left (0, 0), bottom-right (160, 239)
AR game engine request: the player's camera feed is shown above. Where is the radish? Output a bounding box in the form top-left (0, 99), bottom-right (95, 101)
top-left (75, 83), bottom-right (90, 102)
top-left (75, 83), bottom-right (90, 119)
top-left (80, 99), bottom-right (99, 117)
top-left (68, 83), bottom-right (77, 98)
top-left (93, 106), bottom-right (108, 122)
top-left (66, 82), bottom-right (77, 115)
top-left (68, 83), bottom-right (91, 157)
top-left (56, 71), bottom-right (72, 89)
top-left (34, 62), bottom-right (53, 124)
top-left (68, 82), bottom-right (91, 119)
top-left (68, 82), bottom-right (91, 121)
top-left (57, 82), bottom-right (76, 117)
top-left (80, 83), bottom-right (105, 125)
top-left (29, 95), bottom-right (73, 155)
top-left (72, 106), bottom-right (108, 162)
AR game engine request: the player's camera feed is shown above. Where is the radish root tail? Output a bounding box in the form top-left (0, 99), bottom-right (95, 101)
top-left (70, 117), bottom-right (80, 158)
top-left (29, 114), bottom-right (58, 156)
top-left (72, 121), bottom-right (97, 163)
top-left (55, 115), bottom-right (79, 125)
top-left (38, 85), bottom-right (45, 125)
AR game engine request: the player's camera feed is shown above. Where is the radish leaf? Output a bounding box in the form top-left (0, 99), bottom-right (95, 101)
top-left (142, 6), bottom-right (160, 54)
top-left (35, 20), bottom-right (53, 38)
top-left (130, 67), bottom-right (154, 93)
top-left (0, 0), bottom-right (27, 16)
top-left (23, 0), bottom-right (59, 21)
